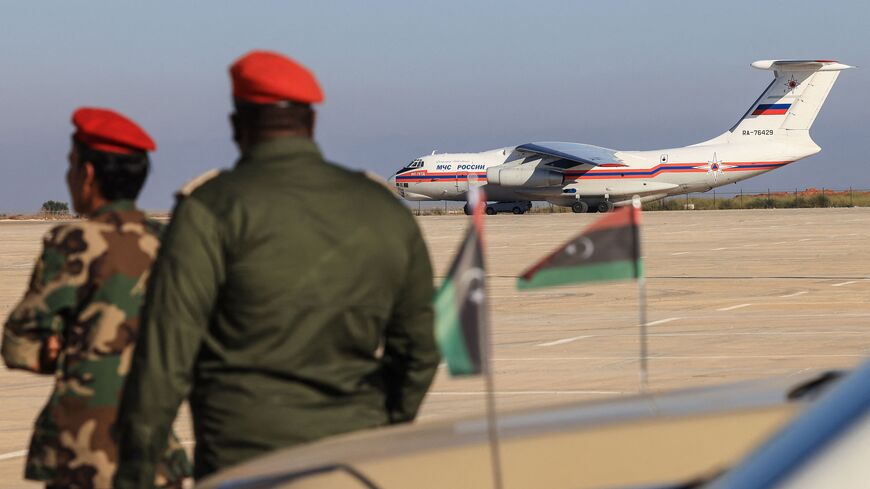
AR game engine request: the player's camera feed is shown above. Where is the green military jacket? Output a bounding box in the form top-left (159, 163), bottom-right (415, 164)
top-left (1, 201), bottom-right (191, 488)
top-left (115, 138), bottom-right (439, 485)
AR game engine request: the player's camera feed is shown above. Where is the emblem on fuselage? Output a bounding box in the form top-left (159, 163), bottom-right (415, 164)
top-left (694, 153), bottom-right (735, 183)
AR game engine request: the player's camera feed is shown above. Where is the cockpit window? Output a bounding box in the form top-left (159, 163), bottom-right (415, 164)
top-left (396, 159), bottom-right (425, 175)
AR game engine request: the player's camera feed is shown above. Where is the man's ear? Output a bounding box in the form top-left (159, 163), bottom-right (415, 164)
top-left (80, 161), bottom-right (103, 205)
top-left (82, 161), bottom-right (96, 187)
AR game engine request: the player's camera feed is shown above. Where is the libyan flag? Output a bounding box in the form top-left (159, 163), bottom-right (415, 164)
top-left (434, 191), bottom-right (489, 376)
top-left (518, 205), bottom-right (643, 289)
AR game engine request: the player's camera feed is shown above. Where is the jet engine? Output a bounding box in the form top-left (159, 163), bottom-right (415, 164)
top-left (486, 165), bottom-right (563, 187)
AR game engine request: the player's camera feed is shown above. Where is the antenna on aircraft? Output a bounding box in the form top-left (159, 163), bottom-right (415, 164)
top-left (431, 150), bottom-right (437, 155)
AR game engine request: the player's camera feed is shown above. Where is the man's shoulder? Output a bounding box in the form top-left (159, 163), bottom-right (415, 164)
top-left (178, 169), bottom-right (226, 200)
top-left (33, 221), bottom-right (109, 288)
top-left (45, 214), bottom-right (159, 257)
top-left (183, 166), bottom-right (271, 207)
top-left (177, 161), bottom-right (417, 229)
top-left (43, 220), bottom-right (98, 249)
top-left (174, 169), bottom-right (241, 219)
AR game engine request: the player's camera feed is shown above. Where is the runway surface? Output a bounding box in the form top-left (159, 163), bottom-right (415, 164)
top-left (2, 208), bottom-right (870, 485)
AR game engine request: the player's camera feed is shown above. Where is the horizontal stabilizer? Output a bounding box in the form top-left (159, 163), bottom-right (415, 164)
top-left (750, 59), bottom-right (853, 72)
top-left (727, 58), bottom-right (851, 137)
top-left (515, 142), bottom-right (629, 168)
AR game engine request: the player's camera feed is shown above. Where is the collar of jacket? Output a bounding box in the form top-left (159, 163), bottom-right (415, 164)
top-left (237, 137), bottom-right (323, 166)
top-left (91, 199), bottom-right (137, 217)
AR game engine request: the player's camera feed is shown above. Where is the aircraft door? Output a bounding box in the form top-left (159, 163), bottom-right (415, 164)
top-left (456, 173), bottom-right (469, 194)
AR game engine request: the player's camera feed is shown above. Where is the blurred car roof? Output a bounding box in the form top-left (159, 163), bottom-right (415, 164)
top-left (197, 371), bottom-right (838, 489)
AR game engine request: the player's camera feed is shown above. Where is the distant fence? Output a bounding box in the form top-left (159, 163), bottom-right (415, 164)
top-left (37, 210), bottom-right (74, 219)
top-left (0, 209), bottom-right (74, 220)
top-left (0, 210), bottom-right (172, 220)
top-left (654, 187), bottom-right (869, 211)
top-left (1, 189), bottom-right (866, 219)
top-left (410, 187), bottom-right (870, 216)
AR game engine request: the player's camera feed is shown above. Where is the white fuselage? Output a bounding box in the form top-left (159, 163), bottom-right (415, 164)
top-left (391, 136), bottom-right (820, 207)
top-left (389, 59), bottom-right (848, 209)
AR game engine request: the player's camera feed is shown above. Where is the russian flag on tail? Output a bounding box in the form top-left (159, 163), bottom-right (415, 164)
top-left (753, 103), bottom-right (791, 116)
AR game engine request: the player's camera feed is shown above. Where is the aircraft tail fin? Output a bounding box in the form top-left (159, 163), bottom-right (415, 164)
top-left (729, 60), bottom-right (851, 138)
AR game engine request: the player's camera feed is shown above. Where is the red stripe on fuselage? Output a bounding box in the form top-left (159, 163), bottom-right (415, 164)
top-left (395, 161), bottom-right (791, 183)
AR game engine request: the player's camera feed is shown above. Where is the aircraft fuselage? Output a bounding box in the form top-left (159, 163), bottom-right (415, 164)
top-left (389, 59), bottom-right (849, 211)
top-left (390, 139), bottom-right (819, 207)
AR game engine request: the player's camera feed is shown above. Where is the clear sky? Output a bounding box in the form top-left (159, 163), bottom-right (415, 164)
top-left (0, 0), bottom-right (867, 211)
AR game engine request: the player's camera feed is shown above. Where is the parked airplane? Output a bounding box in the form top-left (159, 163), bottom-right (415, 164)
top-left (389, 59), bottom-right (851, 214)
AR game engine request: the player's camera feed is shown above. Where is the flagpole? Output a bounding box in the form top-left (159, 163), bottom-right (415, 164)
top-left (638, 275), bottom-right (648, 391)
top-left (632, 196), bottom-right (649, 392)
top-left (472, 182), bottom-right (503, 489)
top-left (483, 338), bottom-right (504, 489)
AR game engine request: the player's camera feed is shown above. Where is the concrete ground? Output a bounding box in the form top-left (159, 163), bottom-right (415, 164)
top-left (2, 208), bottom-right (869, 486)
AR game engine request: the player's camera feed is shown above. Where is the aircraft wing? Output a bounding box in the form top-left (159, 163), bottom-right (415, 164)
top-left (515, 142), bottom-right (630, 169)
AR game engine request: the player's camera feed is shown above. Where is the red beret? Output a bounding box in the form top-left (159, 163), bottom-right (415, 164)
top-left (230, 50), bottom-right (324, 105)
top-left (72, 108), bottom-right (156, 154)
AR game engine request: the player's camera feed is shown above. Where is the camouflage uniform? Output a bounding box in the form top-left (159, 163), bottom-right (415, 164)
top-left (1, 200), bottom-right (191, 489)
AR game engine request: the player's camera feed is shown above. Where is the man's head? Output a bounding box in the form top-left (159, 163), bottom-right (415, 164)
top-left (229, 50), bottom-right (324, 150)
top-left (67, 108), bottom-right (155, 215)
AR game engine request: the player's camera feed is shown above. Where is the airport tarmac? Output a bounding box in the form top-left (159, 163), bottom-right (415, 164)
top-left (2, 208), bottom-right (870, 486)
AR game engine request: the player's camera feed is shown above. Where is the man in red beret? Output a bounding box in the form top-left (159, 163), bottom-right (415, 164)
top-left (1, 108), bottom-right (191, 488)
top-left (115, 50), bottom-right (440, 484)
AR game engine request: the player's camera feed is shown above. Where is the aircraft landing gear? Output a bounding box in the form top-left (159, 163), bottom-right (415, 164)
top-left (463, 204), bottom-right (472, 215)
top-left (571, 201), bottom-right (589, 213)
top-left (597, 201), bottom-right (615, 213)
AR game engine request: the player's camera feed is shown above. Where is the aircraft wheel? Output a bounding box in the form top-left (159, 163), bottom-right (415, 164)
top-left (571, 201), bottom-right (588, 213)
top-left (512, 206), bottom-right (524, 215)
top-left (597, 201), bottom-right (615, 213)
top-left (463, 205), bottom-right (472, 216)
top-left (485, 206), bottom-right (496, 215)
